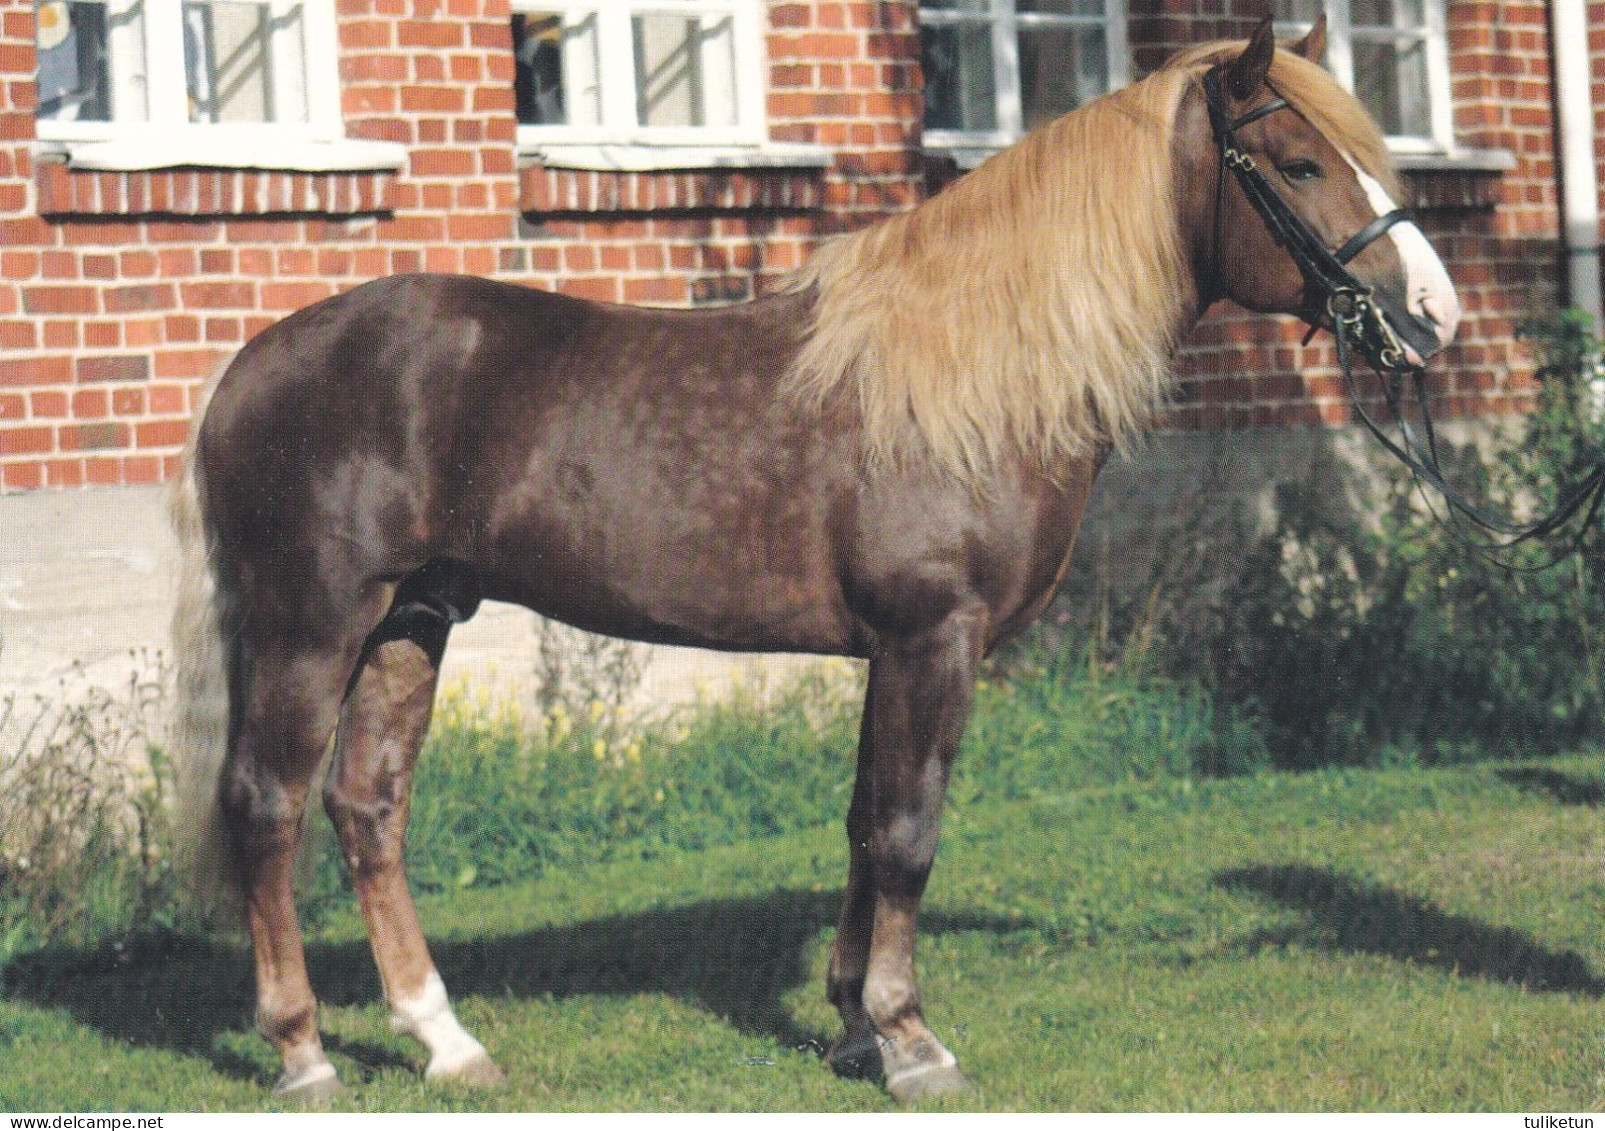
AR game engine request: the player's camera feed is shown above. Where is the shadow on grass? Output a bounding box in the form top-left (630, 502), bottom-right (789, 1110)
top-left (1217, 863), bottom-right (1604, 997)
top-left (1, 888), bottom-right (1028, 1085)
top-left (1496, 767), bottom-right (1605, 807)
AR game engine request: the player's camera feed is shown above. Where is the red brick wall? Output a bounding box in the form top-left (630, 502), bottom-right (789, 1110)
top-left (0, 0), bottom-right (1581, 489)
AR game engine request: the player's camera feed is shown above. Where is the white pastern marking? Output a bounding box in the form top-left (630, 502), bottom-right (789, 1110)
top-left (391, 971), bottom-right (490, 1076)
top-left (1345, 156), bottom-right (1461, 350)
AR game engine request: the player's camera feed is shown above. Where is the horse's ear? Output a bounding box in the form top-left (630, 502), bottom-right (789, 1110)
top-left (1228, 17), bottom-right (1277, 100)
top-left (1290, 11), bottom-right (1327, 64)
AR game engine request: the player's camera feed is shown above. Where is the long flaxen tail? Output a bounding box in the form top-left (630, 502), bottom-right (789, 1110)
top-left (168, 356), bottom-right (239, 924)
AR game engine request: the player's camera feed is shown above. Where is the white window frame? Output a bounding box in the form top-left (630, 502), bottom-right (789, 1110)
top-left (1274, 0), bottom-right (1453, 154)
top-left (34, 0), bottom-right (343, 147)
top-left (511, 0), bottom-right (767, 151)
top-left (919, 0), bottom-right (1130, 153)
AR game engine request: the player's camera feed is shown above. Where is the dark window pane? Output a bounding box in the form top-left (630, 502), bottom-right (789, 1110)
top-left (513, 13), bottom-right (566, 124)
top-left (921, 20), bottom-right (996, 131)
top-left (1352, 0), bottom-right (1426, 25)
top-left (36, 0), bottom-right (111, 121)
top-left (1353, 36), bottom-right (1429, 136)
top-left (1273, 0), bottom-right (1324, 22)
top-left (512, 10), bottom-right (601, 128)
top-left (1019, 22), bottom-right (1106, 127)
top-left (1017, 0), bottom-right (1105, 15)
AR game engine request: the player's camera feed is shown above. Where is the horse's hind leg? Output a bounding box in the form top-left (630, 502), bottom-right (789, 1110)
top-left (828, 612), bottom-right (982, 1102)
top-left (224, 628), bottom-right (376, 1101)
top-left (323, 608), bottom-right (502, 1086)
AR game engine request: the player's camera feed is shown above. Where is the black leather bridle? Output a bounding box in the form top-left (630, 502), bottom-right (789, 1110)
top-left (1204, 64), bottom-right (1605, 561)
top-left (1203, 65), bottom-right (1415, 373)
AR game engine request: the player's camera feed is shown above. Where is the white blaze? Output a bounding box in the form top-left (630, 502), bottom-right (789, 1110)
top-left (1346, 156), bottom-right (1462, 357)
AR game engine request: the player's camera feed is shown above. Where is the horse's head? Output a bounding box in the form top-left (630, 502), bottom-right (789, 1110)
top-left (1182, 17), bottom-right (1460, 368)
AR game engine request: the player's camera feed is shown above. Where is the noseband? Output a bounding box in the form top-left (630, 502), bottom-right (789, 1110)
top-left (1203, 64), bottom-right (1605, 562)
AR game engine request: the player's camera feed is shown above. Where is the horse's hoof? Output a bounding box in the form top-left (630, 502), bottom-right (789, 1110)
top-left (887, 1062), bottom-right (970, 1104)
top-left (429, 1051), bottom-right (506, 1088)
top-left (272, 1064), bottom-right (344, 1104)
top-left (827, 1032), bottom-right (884, 1080)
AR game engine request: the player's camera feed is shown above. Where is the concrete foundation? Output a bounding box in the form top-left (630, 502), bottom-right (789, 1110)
top-left (0, 420), bottom-right (1502, 711)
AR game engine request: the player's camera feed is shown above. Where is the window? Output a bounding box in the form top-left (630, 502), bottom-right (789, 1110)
top-left (918, 0), bottom-right (1129, 151)
top-left (511, 1), bottom-right (766, 149)
top-left (1273, 0), bottom-right (1452, 152)
top-left (34, 0), bottom-right (341, 146)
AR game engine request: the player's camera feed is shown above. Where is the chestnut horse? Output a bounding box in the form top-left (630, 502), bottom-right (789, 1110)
top-left (171, 20), bottom-right (1460, 1103)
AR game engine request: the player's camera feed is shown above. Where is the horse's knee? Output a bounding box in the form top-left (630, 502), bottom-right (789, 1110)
top-left (870, 814), bottom-right (939, 897)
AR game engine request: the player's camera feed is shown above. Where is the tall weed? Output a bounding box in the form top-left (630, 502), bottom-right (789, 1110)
top-left (0, 654), bottom-right (175, 959)
top-left (303, 662), bottom-right (867, 910)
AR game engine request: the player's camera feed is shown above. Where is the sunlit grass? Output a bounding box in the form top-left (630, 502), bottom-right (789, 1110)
top-left (5, 754), bottom-right (1604, 1111)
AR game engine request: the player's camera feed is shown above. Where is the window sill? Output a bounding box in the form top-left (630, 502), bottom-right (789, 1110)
top-left (36, 136), bottom-right (407, 173)
top-left (923, 145), bottom-right (1000, 172)
top-left (924, 140), bottom-right (1517, 211)
top-left (519, 145), bottom-right (830, 216)
top-left (1395, 148), bottom-right (1514, 211)
top-left (927, 140), bottom-right (1519, 175)
top-left (518, 142), bottom-right (833, 173)
top-left (1392, 148), bottom-right (1516, 175)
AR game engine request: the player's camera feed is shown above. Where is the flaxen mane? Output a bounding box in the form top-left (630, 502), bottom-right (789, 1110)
top-left (785, 42), bottom-right (1397, 480)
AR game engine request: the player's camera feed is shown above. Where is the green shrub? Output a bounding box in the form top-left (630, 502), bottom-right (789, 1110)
top-left (1160, 309), bottom-right (1605, 767)
top-left (1025, 308), bottom-right (1605, 770)
top-left (0, 656), bottom-right (175, 960)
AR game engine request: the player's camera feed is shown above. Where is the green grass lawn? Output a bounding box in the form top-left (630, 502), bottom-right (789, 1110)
top-left (4, 754), bottom-right (1605, 1111)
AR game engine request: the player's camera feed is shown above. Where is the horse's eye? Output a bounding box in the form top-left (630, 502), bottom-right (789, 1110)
top-left (1278, 159), bottom-right (1324, 183)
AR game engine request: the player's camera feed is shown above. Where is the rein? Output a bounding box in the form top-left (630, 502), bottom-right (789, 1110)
top-left (1203, 65), bottom-right (1605, 564)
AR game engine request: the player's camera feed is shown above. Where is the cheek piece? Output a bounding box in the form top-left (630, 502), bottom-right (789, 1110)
top-left (1202, 63), bottom-right (1605, 563)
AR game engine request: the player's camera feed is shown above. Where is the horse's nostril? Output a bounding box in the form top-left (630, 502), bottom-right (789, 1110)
top-left (1418, 294), bottom-right (1461, 344)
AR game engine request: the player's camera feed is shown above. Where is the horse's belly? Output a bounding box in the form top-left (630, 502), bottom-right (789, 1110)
top-left (474, 519), bottom-right (859, 656)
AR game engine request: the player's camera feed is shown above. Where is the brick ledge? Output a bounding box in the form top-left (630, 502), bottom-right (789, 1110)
top-left (36, 161), bottom-right (395, 218)
top-left (520, 162), bottom-right (824, 215)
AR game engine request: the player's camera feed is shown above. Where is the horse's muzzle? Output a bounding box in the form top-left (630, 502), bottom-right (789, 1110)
top-left (1377, 291), bottom-right (1454, 368)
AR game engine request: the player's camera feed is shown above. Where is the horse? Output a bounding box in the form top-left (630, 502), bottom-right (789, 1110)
top-left (169, 17), bottom-right (1460, 1103)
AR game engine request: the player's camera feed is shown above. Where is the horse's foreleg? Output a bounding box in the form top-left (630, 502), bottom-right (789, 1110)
top-left (223, 644), bottom-right (355, 1101)
top-left (826, 678), bottom-right (881, 1078)
top-left (323, 613), bottom-right (503, 1087)
top-left (831, 612), bottom-right (982, 1102)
